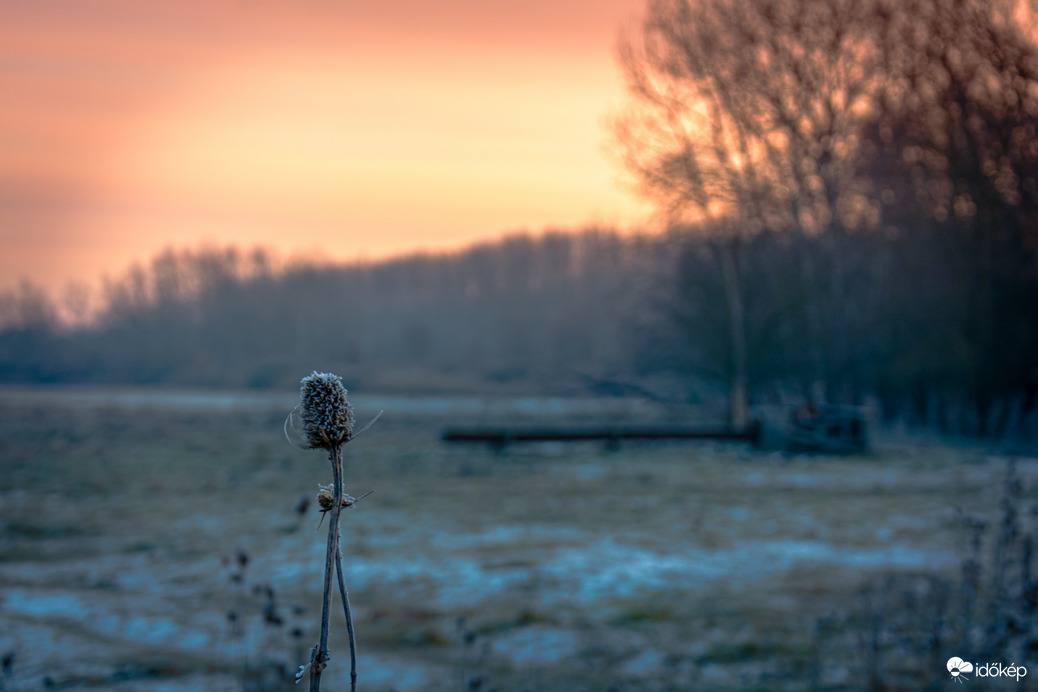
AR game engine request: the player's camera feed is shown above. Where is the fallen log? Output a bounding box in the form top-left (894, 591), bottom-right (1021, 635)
top-left (441, 421), bottom-right (761, 447)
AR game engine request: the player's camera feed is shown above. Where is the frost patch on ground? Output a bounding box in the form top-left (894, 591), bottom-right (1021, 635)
top-left (491, 626), bottom-right (580, 664)
top-left (340, 652), bottom-right (440, 692)
top-left (539, 538), bottom-right (951, 603)
top-left (4, 590), bottom-right (84, 617)
top-left (2, 588), bottom-right (217, 651)
top-left (262, 522), bottom-right (955, 610)
top-left (622, 648), bottom-right (667, 677)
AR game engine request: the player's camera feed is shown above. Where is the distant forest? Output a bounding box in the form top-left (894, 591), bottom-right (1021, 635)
top-left (0, 232), bottom-right (653, 395)
top-left (0, 220), bottom-right (1035, 438)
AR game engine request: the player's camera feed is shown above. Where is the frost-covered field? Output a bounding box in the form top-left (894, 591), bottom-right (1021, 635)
top-left (0, 388), bottom-right (1030, 691)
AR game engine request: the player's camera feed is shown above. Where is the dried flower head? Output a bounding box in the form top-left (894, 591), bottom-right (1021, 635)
top-left (299, 371), bottom-right (355, 449)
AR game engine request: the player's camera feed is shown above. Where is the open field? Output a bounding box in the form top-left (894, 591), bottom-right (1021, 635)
top-left (0, 387), bottom-right (1034, 691)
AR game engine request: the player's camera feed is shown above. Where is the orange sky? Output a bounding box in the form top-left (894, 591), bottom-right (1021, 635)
top-left (0, 0), bottom-right (652, 303)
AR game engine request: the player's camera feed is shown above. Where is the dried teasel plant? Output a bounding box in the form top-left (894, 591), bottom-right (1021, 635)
top-left (285, 372), bottom-right (379, 692)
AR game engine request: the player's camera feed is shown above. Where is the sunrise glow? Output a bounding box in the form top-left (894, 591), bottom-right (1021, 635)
top-left (0, 1), bottom-right (651, 299)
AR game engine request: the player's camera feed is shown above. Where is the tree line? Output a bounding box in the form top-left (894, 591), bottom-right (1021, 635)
top-left (0, 216), bottom-right (1034, 437)
top-left (0, 232), bottom-right (653, 394)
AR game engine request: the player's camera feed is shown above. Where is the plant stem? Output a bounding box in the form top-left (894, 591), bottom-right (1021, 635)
top-left (310, 446), bottom-right (344, 692)
top-left (336, 545), bottom-right (358, 692)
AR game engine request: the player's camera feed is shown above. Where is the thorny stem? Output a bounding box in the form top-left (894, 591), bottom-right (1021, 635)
top-left (310, 446), bottom-right (344, 692)
top-left (337, 545), bottom-right (358, 692)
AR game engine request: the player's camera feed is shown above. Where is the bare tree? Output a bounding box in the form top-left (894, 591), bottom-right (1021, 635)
top-left (0, 280), bottom-right (58, 332)
top-left (614, 0), bottom-right (884, 423)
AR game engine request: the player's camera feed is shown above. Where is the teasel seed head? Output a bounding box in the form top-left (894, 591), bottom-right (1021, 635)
top-left (299, 371), bottom-right (355, 449)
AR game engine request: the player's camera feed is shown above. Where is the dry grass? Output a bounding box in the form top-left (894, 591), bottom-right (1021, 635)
top-left (0, 387), bottom-right (1030, 690)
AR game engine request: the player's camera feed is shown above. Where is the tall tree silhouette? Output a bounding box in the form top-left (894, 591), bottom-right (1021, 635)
top-left (862, 0), bottom-right (1038, 433)
top-left (614, 0), bottom-right (883, 423)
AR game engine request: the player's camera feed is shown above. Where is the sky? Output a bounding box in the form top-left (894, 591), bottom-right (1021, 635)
top-left (0, 0), bottom-right (654, 301)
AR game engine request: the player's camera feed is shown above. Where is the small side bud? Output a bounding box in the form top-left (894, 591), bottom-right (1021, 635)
top-left (316, 483), bottom-right (357, 512)
top-left (299, 372), bottom-right (355, 449)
